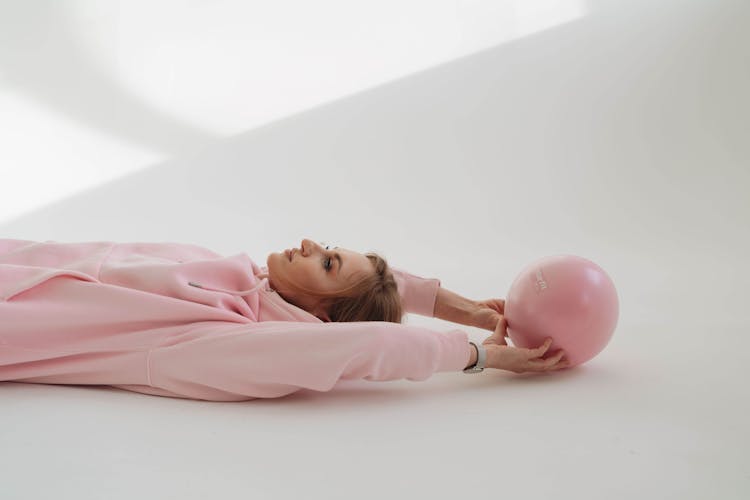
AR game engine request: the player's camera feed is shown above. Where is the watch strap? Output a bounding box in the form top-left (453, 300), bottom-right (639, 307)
top-left (463, 341), bottom-right (486, 373)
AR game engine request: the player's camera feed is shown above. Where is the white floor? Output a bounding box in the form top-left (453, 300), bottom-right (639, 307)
top-left (1, 1), bottom-right (748, 499)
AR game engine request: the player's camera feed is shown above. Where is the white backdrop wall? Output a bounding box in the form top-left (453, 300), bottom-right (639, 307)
top-left (1, 0), bottom-right (746, 330)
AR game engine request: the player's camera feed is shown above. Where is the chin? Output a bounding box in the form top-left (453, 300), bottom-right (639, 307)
top-left (266, 253), bottom-right (289, 292)
top-left (267, 251), bottom-right (284, 268)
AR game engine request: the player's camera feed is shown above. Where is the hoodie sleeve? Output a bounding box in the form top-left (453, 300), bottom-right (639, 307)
top-left (389, 266), bottom-right (441, 317)
top-left (113, 320), bottom-right (472, 402)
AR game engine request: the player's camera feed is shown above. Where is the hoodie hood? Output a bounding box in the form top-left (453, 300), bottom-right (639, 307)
top-left (186, 264), bottom-right (323, 323)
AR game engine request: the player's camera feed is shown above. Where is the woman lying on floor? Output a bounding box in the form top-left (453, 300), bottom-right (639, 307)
top-left (0, 238), bottom-right (569, 402)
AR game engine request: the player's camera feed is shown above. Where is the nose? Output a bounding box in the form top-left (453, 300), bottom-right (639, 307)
top-left (300, 238), bottom-right (317, 257)
top-left (300, 238), bottom-right (329, 257)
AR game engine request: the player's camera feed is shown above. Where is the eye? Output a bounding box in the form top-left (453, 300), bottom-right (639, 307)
top-left (321, 243), bottom-right (334, 272)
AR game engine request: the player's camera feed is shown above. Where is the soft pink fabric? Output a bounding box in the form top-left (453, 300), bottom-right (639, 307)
top-left (0, 239), bottom-right (471, 401)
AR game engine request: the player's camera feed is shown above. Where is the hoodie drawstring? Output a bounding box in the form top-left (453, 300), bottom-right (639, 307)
top-left (188, 276), bottom-right (273, 296)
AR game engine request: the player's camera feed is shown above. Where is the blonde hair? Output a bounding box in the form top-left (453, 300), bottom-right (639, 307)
top-left (274, 253), bottom-right (403, 323)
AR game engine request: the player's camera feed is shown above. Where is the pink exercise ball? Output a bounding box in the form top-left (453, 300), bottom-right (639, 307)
top-left (504, 255), bottom-right (619, 367)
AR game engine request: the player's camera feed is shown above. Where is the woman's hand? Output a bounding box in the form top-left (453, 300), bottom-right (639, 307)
top-left (469, 298), bottom-right (506, 333)
top-left (482, 317), bottom-right (570, 373)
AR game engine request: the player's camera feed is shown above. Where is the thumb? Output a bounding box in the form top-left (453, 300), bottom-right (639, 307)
top-left (482, 317), bottom-right (508, 346)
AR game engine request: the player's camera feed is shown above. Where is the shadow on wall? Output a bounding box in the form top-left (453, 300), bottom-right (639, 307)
top-left (0, 2), bottom-right (218, 155)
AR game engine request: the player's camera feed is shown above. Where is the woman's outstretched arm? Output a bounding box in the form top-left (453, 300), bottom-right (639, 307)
top-left (116, 320), bottom-right (474, 402)
top-left (436, 288), bottom-right (506, 333)
top-left (434, 287), bottom-right (482, 328)
top-left (390, 267), bottom-right (504, 332)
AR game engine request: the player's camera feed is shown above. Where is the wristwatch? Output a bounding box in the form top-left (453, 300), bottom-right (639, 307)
top-left (463, 341), bottom-right (486, 374)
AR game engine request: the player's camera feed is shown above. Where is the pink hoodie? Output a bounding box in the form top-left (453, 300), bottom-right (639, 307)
top-left (0, 239), bottom-right (472, 401)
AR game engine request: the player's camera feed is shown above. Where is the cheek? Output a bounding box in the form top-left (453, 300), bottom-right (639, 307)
top-left (299, 264), bottom-right (327, 291)
top-left (298, 263), bottom-right (317, 284)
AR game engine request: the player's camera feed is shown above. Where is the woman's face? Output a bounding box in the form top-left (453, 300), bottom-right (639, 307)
top-left (266, 238), bottom-right (374, 317)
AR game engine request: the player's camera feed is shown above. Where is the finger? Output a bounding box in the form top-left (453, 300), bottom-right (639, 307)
top-left (483, 336), bottom-right (507, 346)
top-left (483, 319), bottom-right (508, 346)
top-left (482, 334), bottom-right (503, 346)
top-left (494, 317), bottom-right (506, 334)
top-left (488, 330), bottom-right (507, 346)
top-left (528, 350), bottom-right (563, 368)
top-left (555, 357), bottom-right (572, 369)
top-left (483, 299), bottom-right (505, 315)
top-left (546, 355), bottom-right (572, 371)
top-left (497, 318), bottom-right (508, 345)
top-left (493, 299), bottom-right (505, 314)
top-left (529, 338), bottom-right (553, 357)
top-left (544, 351), bottom-right (566, 366)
